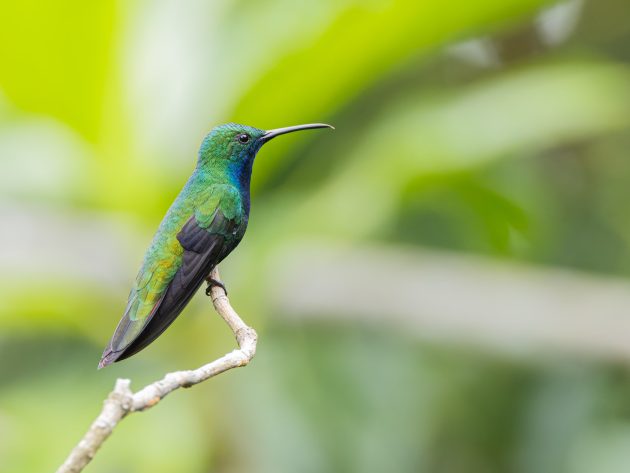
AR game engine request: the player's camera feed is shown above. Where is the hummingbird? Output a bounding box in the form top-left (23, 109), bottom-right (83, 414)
top-left (99, 122), bottom-right (333, 368)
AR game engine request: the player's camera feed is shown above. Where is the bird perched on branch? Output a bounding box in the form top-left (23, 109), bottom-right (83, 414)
top-left (99, 123), bottom-right (333, 368)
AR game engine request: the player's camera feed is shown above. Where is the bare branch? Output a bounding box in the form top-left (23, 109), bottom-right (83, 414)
top-left (56, 267), bottom-right (257, 473)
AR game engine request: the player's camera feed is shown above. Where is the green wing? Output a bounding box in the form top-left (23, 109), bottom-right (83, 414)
top-left (99, 185), bottom-right (244, 368)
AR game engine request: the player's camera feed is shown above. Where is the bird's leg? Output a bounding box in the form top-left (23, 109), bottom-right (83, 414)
top-left (205, 275), bottom-right (228, 296)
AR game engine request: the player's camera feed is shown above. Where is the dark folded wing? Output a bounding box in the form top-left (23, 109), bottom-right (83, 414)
top-left (99, 208), bottom-right (240, 368)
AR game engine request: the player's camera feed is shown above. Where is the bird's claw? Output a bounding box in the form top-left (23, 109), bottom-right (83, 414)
top-left (205, 277), bottom-right (228, 296)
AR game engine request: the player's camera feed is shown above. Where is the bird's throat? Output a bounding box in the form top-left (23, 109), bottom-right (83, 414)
top-left (227, 157), bottom-right (254, 213)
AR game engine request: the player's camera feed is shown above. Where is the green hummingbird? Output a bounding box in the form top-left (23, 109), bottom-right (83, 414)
top-left (99, 122), bottom-right (333, 368)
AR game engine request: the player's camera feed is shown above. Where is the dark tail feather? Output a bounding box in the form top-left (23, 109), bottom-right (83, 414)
top-left (98, 349), bottom-right (121, 369)
top-left (97, 265), bottom-right (212, 368)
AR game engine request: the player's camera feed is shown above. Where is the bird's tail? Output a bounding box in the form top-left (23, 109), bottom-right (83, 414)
top-left (98, 349), bottom-right (121, 369)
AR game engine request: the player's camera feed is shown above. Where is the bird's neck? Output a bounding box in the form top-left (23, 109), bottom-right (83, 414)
top-left (195, 159), bottom-right (254, 213)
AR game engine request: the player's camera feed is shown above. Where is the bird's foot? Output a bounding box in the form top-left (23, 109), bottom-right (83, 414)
top-left (205, 276), bottom-right (228, 296)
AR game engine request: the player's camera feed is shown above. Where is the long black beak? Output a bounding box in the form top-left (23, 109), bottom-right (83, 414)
top-left (261, 123), bottom-right (334, 143)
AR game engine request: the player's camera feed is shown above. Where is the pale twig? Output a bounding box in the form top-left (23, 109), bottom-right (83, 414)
top-left (56, 267), bottom-right (257, 473)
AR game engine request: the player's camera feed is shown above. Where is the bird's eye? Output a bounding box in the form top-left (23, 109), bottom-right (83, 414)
top-left (237, 133), bottom-right (250, 144)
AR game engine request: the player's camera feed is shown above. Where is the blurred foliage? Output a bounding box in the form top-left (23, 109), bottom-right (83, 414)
top-left (2, 0), bottom-right (630, 472)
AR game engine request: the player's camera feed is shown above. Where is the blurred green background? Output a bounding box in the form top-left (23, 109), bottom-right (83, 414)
top-left (3, 0), bottom-right (630, 471)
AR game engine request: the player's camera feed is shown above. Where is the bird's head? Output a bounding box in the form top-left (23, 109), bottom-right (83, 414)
top-left (197, 122), bottom-right (333, 182)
